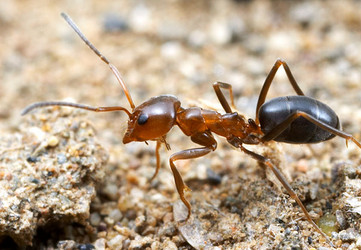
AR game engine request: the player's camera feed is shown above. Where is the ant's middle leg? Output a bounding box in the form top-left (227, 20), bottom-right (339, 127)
top-left (213, 81), bottom-right (236, 113)
top-left (169, 131), bottom-right (217, 221)
top-left (256, 59), bottom-right (305, 123)
top-left (261, 111), bottom-right (361, 149)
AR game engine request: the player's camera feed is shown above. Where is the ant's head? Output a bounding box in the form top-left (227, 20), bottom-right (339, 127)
top-left (123, 95), bottom-right (181, 143)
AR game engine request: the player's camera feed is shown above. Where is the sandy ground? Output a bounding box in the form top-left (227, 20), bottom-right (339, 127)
top-left (1, 0), bottom-right (361, 249)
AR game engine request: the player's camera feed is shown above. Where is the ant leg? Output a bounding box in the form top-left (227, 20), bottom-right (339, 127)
top-left (212, 81), bottom-right (236, 113)
top-left (256, 59), bottom-right (305, 123)
top-left (169, 131), bottom-right (217, 221)
top-left (21, 101), bottom-right (131, 117)
top-left (61, 13), bottom-right (135, 111)
top-left (150, 137), bottom-right (171, 181)
top-left (150, 141), bottom-right (162, 181)
top-left (261, 111), bottom-right (361, 149)
top-left (239, 144), bottom-right (334, 246)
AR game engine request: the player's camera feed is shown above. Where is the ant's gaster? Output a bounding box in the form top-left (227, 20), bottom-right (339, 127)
top-left (22, 13), bottom-right (361, 246)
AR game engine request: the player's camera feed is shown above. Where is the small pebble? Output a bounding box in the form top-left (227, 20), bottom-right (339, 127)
top-left (325, 201), bottom-right (332, 210)
top-left (129, 4), bottom-right (151, 32)
top-left (108, 209), bottom-right (122, 222)
top-left (29, 127), bottom-right (46, 141)
top-left (30, 178), bottom-right (40, 184)
top-left (90, 213), bottom-right (101, 227)
top-left (26, 156), bottom-right (39, 163)
top-left (161, 239), bottom-right (177, 250)
top-left (57, 240), bottom-right (76, 249)
top-left (113, 225), bottom-right (133, 237)
top-left (356, 237), bottom-right (361, 248)
top-left (47, 136), bottom-right (59, 147)
top-left (318, 247), bottom-right (330, 250)
top-left (307, 236), bottom-right (312, 245)
top-left (346, 197), bottom-right (361, 215)
top-left (135, 215), bottom-right (146, 228)
top-left (103, 13), bottom-right (128, 32)
top-left (129, 236), bottom-right (152, 249)
top-left (187, 30), bottom-right (207, 48)
top-left (104, 217), bottom-right (114, 225)
top-left (338, 228), bottom-right (359, 242)
top-left (161, 42), bottom-right (182, 60)
top-left (335, 210), bottom-right (347, 229)
top-left (343, 164), bottom-right (357, 178)
top-left (77, 243), bottom-right (95, 250)
top-left (57, 153), bottom-right (67, 164)
top-left (309, 183), bottom-right (319, 200)
top-left (107, 235), bottom-right (124, 249)
top-left (318, 213), bottom-right (338, 236)
top-left (149, 193), bottom-right (167, 203)
top-left (151, 241), bottom-right (161, 250)
top-left (97, 225), bottom-right (107, 233)
top-left (146, 215), bottom-right (157, 227)
top-left (290, 2), bottom-right (319, 27)
top-left (209, 19), bottom-right (232, 45)
top-left (93, 238), bottom-right (105, 250)
top-left (103, 183), bottom-right (118, 200)
top-left (206, 168), bottom-right (222, 185)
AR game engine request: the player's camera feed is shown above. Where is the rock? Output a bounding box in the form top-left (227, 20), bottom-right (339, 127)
top-left (0, 108), bottom-right (108, 246)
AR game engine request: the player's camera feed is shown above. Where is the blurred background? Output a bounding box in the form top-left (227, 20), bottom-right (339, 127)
top-left (2, 0), bottom-right (361, 133)
top-left (1, 0), bottom-right (361, 248)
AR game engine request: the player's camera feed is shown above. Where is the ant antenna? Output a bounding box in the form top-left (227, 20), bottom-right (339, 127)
top-left (21, 101), bottom-right (131, 117)
top-left (61, 12), bottom-right (136, 111)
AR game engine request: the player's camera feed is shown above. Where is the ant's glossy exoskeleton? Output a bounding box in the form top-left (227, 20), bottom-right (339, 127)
top-left (23, 13), bottom-right (361, 246)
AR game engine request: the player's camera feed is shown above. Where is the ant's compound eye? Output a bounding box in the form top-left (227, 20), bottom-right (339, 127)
top-left (137, 113), bottom-right (149, 125)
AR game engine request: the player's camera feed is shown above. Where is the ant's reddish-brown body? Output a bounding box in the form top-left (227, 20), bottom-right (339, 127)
top-left (23, 13), bottom-right (361, 245)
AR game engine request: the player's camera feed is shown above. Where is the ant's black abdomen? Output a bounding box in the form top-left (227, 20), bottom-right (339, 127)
top-left (259, 96), bottom-right (340, 143)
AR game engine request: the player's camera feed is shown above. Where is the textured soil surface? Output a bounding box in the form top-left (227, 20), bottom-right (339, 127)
top-left (1, 0), bottom-right (361, 249)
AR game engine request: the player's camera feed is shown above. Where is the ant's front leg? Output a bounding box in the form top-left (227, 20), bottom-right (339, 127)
top-left (150, 141), bottom-right (162, 181)
top-left (150, 137), bottom-right (171, 181)
top-left (256, 59), bottom-right (305, 123)
top-left (212, 81), bottom-right (236, 113)
top-left (169, 131), bottom-right (217, 221)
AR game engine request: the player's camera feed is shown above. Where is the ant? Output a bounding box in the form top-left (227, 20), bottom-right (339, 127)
top-left (22, 13), bottom-right (361, 246)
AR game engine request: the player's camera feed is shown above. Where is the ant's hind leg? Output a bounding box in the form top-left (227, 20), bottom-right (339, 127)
top-left (239, 145), bottom-right (334, 246)
top-left (256, 59), bottom-right (305, 123)
top-left (213, 81), bottom-right (236, 113)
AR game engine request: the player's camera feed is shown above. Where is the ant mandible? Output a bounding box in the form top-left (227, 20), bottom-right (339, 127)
top-left (22, 13), bottom-right (361, 245)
